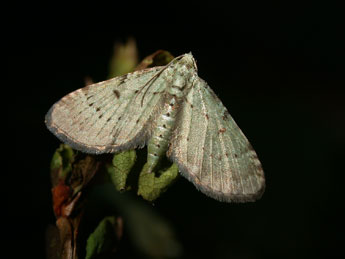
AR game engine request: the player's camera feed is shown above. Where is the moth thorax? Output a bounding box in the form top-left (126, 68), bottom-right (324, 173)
top-left (173, 73), bottom-right (186, 87)
top-left (167, 74), bottom-right (187, 97)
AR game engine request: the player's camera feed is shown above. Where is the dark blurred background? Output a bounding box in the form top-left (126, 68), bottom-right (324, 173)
top-left (6, 2), bottom-right (345, 258)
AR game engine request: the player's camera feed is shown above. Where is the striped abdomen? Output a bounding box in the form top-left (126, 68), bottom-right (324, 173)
top-left (147, 97), bottom-right (179, 171)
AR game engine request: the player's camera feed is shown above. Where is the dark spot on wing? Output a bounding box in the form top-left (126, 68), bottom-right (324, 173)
top-left (219, 128), bottom-right (226, 133)
top-left (157, 144), bottom-right (160, 148)
top-left (136, 119), bottom-right (139, 123)
top-left (89, 102), bottom-right (94, 107)
top-left (99, 114), bottom-right (103, 119)
top-left (115, 74), bottom-right (128, 86)
top-left (96, 107), bottom-right (101, 112)
top-left (163, 124), bottom-right (166, 128)
top-left (166, 112), bottom-right (170, 117)
top-left (113, 90), bottom-right (120, 99)
top-left (107, 118), bottom-right (111, 122)
top-left (234, 154), bottom-right (238, 158)
top-left (87, 95), bottom-right (93, 100)
top-left (205, 114), bottom-right (209, 120)
top-left (134, 90), bottom-right (139, 93)
top-left (187, 137), bottom-right (190, 141)
top-left (222, 111), bottom-right (230, 120)
top-left (225, 153), bottom-right (229, 157)
top-left (118, 116), bottom-right (122, 120)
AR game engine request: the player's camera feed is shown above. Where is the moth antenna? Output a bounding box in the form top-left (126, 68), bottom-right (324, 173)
top-left (139, 57), bottom-right (178, 106)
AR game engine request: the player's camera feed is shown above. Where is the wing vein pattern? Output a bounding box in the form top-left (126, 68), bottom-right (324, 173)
top-left (46, 67), bottom-right (166, 154)
top-left (168, 78), bottom-right (265, 202)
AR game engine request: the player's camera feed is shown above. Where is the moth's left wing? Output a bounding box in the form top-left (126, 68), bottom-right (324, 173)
top-left (46, 67), bottom-right (167, 154)
top-left (168, 78), bottom-right (265, 202)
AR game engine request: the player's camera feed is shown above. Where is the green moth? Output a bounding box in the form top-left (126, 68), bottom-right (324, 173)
top-left (45, 53), bottom-right (265, 202)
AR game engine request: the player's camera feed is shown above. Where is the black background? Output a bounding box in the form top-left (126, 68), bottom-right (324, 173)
top-left (6, 3), bottom-right (345, 258)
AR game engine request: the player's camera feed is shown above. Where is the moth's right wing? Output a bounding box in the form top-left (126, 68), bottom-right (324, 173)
top-left (168, 78), bottom-right (265, 202)
top-left (45, 67), bottom-right (166, 154)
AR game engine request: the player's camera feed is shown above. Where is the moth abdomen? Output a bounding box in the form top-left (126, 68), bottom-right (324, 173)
top-left (146, 98), bottom-right (179, 171)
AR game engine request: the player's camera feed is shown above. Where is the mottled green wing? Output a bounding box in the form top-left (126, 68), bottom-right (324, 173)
top-left (46, 67), bottom-right (166, 154)
top-left (168, 78), bottom-right (265, 202)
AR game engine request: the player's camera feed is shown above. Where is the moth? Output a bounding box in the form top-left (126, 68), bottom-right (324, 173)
top-left (45, 53), bottom-right (265, 202)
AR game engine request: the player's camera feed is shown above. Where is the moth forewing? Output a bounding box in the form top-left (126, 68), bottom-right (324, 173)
top-left (45, 66), bottom-right (166, 154)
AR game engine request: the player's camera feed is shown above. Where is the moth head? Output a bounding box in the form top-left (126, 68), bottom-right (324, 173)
top-left (176, 52), bottom-right (198, 72)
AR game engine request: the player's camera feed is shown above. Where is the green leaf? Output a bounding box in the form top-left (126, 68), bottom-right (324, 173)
top-left (87, 184), bottom-right (183, 258)
top-left (50, 144), bottom-right (75, 186)
top-left (85, 216), bottom-right (119, 259)
top-left (51, 144), bottom-right (74, 170)
top-left (50, 150), bottom-right (63, 171)
top-left (70, 155), bottom-right (100, 195)
top-left (138, 163), bottom-right (179, 201)
top-left (135, 50), bottom-right (174, 70)
top-left (107, 150), bottom-right (137, 191)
